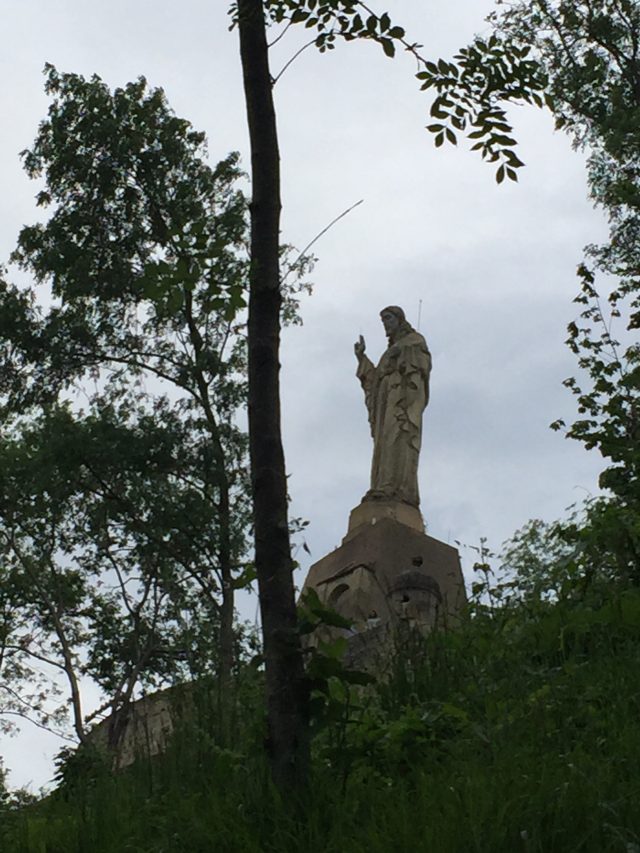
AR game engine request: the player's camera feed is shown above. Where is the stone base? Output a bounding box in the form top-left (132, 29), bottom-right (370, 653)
top-left (345, 499), bottom-right (424, 542)
top-left (301, 514), bottom-right (466, 651)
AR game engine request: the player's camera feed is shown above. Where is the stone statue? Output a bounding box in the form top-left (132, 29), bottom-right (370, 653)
top-left (354, 306), bottom-right (431, 507)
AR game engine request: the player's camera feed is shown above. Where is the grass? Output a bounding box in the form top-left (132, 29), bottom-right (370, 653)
top-left (3, 585), bottom-right (640, 852)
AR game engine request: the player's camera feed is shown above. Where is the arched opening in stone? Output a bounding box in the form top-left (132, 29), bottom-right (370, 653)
top-left (328, 583), bottom-right (350, 608)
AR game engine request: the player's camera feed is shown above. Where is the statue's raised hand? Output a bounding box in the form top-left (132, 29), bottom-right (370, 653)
top-left (354, 335), bottom-right (366, 359)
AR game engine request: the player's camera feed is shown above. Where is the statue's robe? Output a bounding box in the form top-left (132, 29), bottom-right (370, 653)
top-left (357, 329), bottom-right (431, 507)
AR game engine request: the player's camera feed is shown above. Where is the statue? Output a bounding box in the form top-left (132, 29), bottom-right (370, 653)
top-left (354, 306), bottom-right (431, 507)
top-left (300, 308), bottom-right (465, 665)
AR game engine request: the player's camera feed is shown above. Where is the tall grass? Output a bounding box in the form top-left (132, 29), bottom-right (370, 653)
top-left (3, 586), bottom-right (640, 852)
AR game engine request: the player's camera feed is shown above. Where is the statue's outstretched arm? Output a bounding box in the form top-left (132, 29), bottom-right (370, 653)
top-left (355, 339), bottom-right (377, 437)
top-left (355, 335), bottom-right (375, 384)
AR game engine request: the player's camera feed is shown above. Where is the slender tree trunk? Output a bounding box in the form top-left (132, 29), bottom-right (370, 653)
top-left (183, 288), bottom-right (235, 726)
top-left (49, 606), bottom-right (87, 745)
top-left (213, 473), bottom-right (234, 743)
top-left (237, 0), bottom-right (309, 789)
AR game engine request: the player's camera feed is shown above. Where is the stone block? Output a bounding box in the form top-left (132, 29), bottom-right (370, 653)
top-left (345, 499), bottom-right (424, 541)
top-left (301, 514), bottom-right (466, 643)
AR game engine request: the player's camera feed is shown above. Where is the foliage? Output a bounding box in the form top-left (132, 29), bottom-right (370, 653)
top-left (0, 66), bottom-right (314, 746)
top-left (232, 0), bottom-right (549, 182)
top-left (490, 0), bottom-right (640, 168)
top-left (484, 2), bottom-right (640, 384)
top-left (4, 574), bottom-right (640, 852)
top-left (558, 270), bottom-right (639, 496)
top-left (0, 398), bottom-right (244, 743)
top-left (15, 64), bottom-right (247, 319)
top-left (549, 266), bottom-right (640, 585)
top-left (497, 518), bottom-right (580, 603)
top-left (489, 0), bottom-right (640, 338)
top-left (297, 588), bottom-right (373, 779)
top-left (546, 272), bottom-right (640, 588)
top-left (470, 0), bottom-right (640, 587)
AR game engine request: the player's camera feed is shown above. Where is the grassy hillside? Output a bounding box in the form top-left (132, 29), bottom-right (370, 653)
top-left (3, 585), bottom-right (640, 853)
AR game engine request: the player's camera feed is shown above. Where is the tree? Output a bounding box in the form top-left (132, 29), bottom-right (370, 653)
top-left (235, 0), bottom-right (312, 791)
top-left (1, 67), bottom-right (314, 751)
top-left (484, 0), bottom-right (640, 582)
top-left (498, 518), bottom-right (579, 604)
top-left (0, 69), bottom-right (276, 748)
top-left (7, 67), bottom-right (255, 697)
top-left (0, 393), bottom-right (249, 751)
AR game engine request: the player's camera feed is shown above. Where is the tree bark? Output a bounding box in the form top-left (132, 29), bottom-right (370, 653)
top-left (237, 0), bottom-right (309, 789)
top-left (183, 287), bottom-right (235, 729)
top-left (50, 606), bottom-right (87, 745)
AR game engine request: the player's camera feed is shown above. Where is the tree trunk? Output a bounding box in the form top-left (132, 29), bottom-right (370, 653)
top-left (183, 286), bottom-right (235, 733)
top-left (50, 606), bottom-right (88, 745)
top-left (237, 0), bottom-right (309, 789)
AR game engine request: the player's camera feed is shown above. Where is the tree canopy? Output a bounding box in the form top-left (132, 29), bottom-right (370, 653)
top-left (0, 68), bottom-right (262, 749)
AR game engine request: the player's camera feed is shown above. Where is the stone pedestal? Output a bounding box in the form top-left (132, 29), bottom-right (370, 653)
top-left (345, 499), bottom-right (424, 541)
top-left (301, 506), bottom-right (466, 657)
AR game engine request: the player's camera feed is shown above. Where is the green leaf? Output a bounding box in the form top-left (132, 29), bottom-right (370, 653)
top-left (342, 669), bottom-right (375, 686)
top-left (381, 38), bottom-right (395, 58)
top-left (317, 636), bottom-right (348, 659)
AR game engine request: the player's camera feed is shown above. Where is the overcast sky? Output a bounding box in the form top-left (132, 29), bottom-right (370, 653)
top-left (1, 0), bottom-right (608, 790)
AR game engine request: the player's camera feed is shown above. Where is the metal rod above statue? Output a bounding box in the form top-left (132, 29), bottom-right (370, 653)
top-left (354, 306), bottom-right (432, 508)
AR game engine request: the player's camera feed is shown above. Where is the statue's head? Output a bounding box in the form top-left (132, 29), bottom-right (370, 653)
top-left (380, 306), bottom-right (413, 342)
